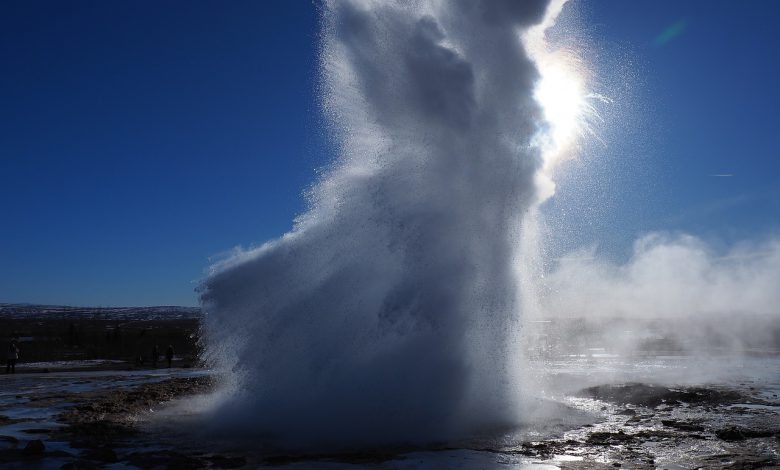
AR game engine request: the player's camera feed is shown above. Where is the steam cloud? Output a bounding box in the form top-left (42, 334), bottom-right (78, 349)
top-left (200, 0), bottom-right (556, 448)
top-left (548, 234), bottom-right (780, 318)
top-left (543, 233), bottom-right (780, 354)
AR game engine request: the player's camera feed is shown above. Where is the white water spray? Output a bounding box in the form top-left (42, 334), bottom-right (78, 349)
top-left (199, 0), bottom-right (594, 448)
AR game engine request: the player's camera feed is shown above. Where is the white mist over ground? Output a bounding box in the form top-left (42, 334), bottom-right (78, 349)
top-left (548, 234), bottom-right (780, 320)
top-left (541, 234), bottom-right (780, 356)
top-left (199, 0), bottom-right (565, 448)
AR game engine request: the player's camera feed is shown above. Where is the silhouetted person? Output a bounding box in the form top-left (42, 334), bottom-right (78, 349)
top-left (165, 345), bottom-right (174, 368)
top-left (6, 340), bottom-right (19, 374)
top-left (152, 344), bottom-right (159, 368)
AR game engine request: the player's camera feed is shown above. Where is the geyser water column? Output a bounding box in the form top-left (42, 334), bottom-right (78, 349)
top-left (200, 0), bottom-right (580, 448)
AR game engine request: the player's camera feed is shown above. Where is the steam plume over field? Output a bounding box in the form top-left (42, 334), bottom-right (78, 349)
top-left (543, 234), bottom-right (780, 355)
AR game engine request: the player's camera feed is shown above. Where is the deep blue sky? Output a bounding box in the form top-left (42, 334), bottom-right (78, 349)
top-left (564, 0), bottom-right (780, 258)
top-left (1, 1), bottom-right (778, 306)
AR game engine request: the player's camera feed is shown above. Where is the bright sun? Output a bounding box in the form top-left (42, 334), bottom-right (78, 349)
top-left (521, 0), bottom-right (610, 201)
top-left (522, 0), bottom-right (597, 169)
top-left (534, 51), bottom-right (588, 158)
top-left (523, 19), bottom-right (608, 201)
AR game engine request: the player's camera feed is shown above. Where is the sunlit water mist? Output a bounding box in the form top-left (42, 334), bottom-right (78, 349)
top-left (198, 0), bottom-right (595, 448)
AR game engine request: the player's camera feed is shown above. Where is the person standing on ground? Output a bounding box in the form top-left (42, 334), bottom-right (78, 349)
top-left (6, 339), bottom-right (19, 374)
top-left (165, 344), bottom-right (174, 368)
top-left (152, 344), bottom-right (159, 368)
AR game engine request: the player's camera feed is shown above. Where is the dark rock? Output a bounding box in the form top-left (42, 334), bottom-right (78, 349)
top-left (50, 450), bottom-right (73, 458)
top-left (0, 435), bottom-right (18, 444)
top-left (586, 431), bottom-right (633, 445)
top-left (208, 454), bottom-right (247, 468)
top-left (715, 426), bottom-right (776, 441)
top-left (579, 383), bottom-right (747, 408)
top-left (586, 429), bottom-right (676, 446)
top-left (518, 441), bottom-right (569, 458)
top-left (22, 428), bottom-right (52, 434)
top-left (633, 429), bottom-right (675, 441)
top-left (81, 446), bottom-right (118, 463)
top-left (61, 460), bottom-right (98, 470)
top-left (661, 419), bottom-right (705, 432)
top-left (23, 439), bottom-right (45, 455)
top-left (261, 451), bottom-right (398, 466)
top-left (616, 408), bottom-right (636, 416)
top-left (0, 449), bottom-right (25, 463)
top-left (59, 420), bottom-right (136, 440)
top-left (126, 450), bottom-right (204, 469)
top-left (716, 427), bottom-right (747, 441)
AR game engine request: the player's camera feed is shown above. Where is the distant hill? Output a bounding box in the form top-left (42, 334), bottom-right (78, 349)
top-left (0, 303), bottom-right (201, 321)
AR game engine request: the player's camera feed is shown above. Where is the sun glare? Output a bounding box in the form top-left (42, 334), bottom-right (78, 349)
top-left (523, 10), bottom-right (609, 203)
top-left (523, 0), bottom-right (606, 177)
top-left (534, 51), bottom-right (588, 158)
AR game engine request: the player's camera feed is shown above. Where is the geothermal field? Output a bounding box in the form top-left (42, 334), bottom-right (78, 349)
top-left (0, 305), bottom-right (778, 468)
top-left (2, 0), bottom-right (779, 469)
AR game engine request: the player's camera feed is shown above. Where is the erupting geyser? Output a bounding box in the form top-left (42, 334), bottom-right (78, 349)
top-left (200, 0), bottom-right (590, 448)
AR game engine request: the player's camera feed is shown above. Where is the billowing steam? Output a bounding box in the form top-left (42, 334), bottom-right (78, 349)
top-left (548, 234), bottom-right (780, 319)
top-left (199, 0), bottom-right (566, 448)
top-left (542, 234), bottom-right (780, 355)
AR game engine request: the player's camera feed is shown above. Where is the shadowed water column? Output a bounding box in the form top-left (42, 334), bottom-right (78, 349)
top-left (199, 0), bottom-right (557, 448)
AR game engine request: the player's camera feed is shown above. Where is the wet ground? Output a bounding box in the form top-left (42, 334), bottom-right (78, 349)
top-left (0, 356), bottom-right (778, 469)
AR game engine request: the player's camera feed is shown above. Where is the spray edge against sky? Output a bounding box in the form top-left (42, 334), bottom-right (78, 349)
top-left (198, 0), bottom-right (581, 447)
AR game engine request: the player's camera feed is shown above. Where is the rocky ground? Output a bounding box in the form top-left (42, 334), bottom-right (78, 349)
top-left (0, 374), bottom-right (242, 469)
top-left (0, 372), bottom-right (778, 469)
top-left (519, 382), bottom-right (780, 469)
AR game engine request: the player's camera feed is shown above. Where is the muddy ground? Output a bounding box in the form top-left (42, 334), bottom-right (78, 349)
top-left (0, 372), bottom-right (778, 469)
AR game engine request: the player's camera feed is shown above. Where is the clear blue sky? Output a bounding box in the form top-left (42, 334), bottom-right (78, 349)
top-left (545, 0), bottom-right (780, 259)
top-left (2, 1), bottom-right (778, 306)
